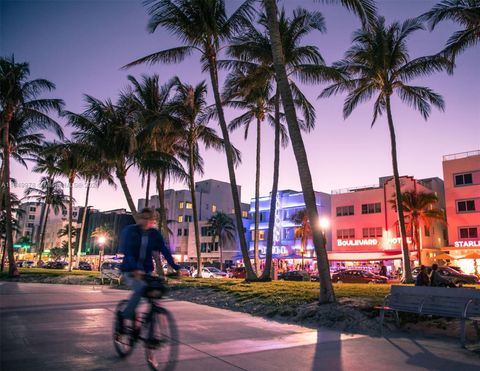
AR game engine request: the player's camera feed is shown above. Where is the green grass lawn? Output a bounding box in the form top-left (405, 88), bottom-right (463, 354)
top-left (0, 267), bottom-right (100, 279)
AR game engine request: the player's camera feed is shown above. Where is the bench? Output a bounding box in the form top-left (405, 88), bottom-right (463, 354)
top-left (377, 285), bottom-right (480, 347)
top-left (100, 262), bottom-right (122, 285)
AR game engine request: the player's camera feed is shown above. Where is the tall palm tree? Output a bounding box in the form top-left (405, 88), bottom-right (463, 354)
top-left (24, 177), bottom-right (68, 264)
top-left (421, 0), bottom-right (480, 61)
top-left (291, 209), bottom-right (313, 270)
top-left (169, 78), bottom-right (237, 276)
top-left (320, 16), bottom-right (452, 282)
top-left (0, 193), bottom-right (22, 272)
top-left (67, 96), bottom-right (139, 219)
top-left (0, 55), bottom-right (64, 277)
top-left (390, 190), bottom-right (446, 266)
top-left (124, 0), bottom-right (258, 280)
top-left (54, 141), bottom-right (85, 271)
top-left (209, 212), bottom-right (236, 271)
top-left (223, 7), bottom-right (331, 279)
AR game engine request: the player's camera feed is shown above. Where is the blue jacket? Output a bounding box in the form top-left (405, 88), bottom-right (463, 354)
top-left (119, 224), bottom-right (180, 273)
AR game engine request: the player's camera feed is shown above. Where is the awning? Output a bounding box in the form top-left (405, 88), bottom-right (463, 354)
top-left (327, 251), bottom-right (410, 261)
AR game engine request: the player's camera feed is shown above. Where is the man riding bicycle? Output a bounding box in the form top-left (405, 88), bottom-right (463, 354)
top-left (118, 207), bottom-right (180, 332)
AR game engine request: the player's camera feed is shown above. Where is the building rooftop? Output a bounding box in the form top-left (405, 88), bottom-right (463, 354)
top-left (443, 150), bottom-right (480, 161)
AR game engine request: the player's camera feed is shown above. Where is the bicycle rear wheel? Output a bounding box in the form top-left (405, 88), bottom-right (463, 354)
top-left (144, 306), bottom-right (179, 371)
top-left (113, 300), bottom-right (137, 357)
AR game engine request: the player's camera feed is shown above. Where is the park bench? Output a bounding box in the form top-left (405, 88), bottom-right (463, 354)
top-left (100, 262), bottom-right (122, 285)
top-left (377, 285), bottom-right (480, 347)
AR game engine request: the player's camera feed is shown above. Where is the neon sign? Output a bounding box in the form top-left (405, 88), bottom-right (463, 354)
top-left (454, 240), bottom-right (480, 248)
top-left (336, 237), bottom-right (412, 247)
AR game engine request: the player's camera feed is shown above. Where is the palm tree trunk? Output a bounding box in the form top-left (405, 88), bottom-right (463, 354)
top-left (2, 114), bottom-right (18, 277)
top-left (76, 179), bottom-right (91, 268)
top-left (414, 219), bottom-right (422, 266)
top-left (1, 237), bottom-right (6, 272)
top-left (145, 171), bottom-right (151, 208)
top-left (219, 240), bottom-right (223, 272)
top-left (260, 91), bottom-right (281, 281)
top-left (385, 95), bottom-right (413, 283)
top-left (68, 178), bottom-right (74, 271)
top-left (116, 168), bottom-right (138, 221)
top-left (206, 51), bottom-right (256, 280)
top-left (0, 161), bottom-right (4, 214)
top-left (265, 0), bottom-right (335, 303)
top-left (188, 139), bottom-right (202, 277)
top-left (155, 170), bottom-right (166, 277)
top-left (37, 203), bottom-right (51, 265)
top-left (254, 118), bottom-right (261, 274)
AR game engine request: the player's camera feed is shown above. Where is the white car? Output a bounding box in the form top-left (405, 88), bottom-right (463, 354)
top-left (192, 267), bottom-right (228, 278)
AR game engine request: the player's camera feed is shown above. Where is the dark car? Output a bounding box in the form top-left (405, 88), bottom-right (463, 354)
top-left (231, 267), bottom-right (246, 279)
top-left (278, 270), bottom-right (311, 281)
top-left (44, 261), bottom-right (68, 269)
top-left (412, 266), bottom-right (479, 285)
top-left (78, 261), bottom-right (92, 271)
top-left (332, 269), bottom-right (388, 284)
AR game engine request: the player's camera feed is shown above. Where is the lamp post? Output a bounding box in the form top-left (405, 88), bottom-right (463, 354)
top-left (319, 217), bottom-right (330, 270)
top-left (97, 235), bottom-right (106, 271)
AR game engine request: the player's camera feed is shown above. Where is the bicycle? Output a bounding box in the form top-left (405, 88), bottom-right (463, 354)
top-left (113, 275), bottom-right (178, 371)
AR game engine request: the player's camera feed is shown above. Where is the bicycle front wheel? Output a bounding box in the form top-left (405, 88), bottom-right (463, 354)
top-left (113, 300), bottom-right (136, 357)
top-left (144, 306), bottom-right (179, 371)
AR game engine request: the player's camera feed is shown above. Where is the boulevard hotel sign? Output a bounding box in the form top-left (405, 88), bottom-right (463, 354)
top-left (337, 237), bottom-right (413, 247)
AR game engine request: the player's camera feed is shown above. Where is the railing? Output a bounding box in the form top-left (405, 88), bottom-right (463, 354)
top-left (331, 183), bottom-right (380, 195)
top-left (443, 150), bottom-right (480, 161)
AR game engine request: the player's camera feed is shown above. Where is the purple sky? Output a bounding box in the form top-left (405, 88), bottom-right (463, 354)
top-left (3, 0), bottom-right (479, 211)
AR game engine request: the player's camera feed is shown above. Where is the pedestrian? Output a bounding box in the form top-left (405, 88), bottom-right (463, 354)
top-left (415, 265), bottom-right (430, 286)
top-left (379, 263), bottom-right (387, 277)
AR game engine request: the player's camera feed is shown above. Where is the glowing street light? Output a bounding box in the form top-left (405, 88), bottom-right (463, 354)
top-left (319, 217), bottom-right (330, 231)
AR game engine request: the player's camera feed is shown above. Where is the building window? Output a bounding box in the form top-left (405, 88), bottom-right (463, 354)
top-left (362, 227), bottom-right (382, 238)
top-left (27, 223), bottom-right (34, 228)
top-left (185, 202), bottom-right (192, 209)
top-left (184, 215), bottom-right (193, 222)
top-left (200, 243), bottom-right (207, 253)
top-left (455, 173), bottom-right (473, 186)
top-left (73, 212), bottom-right (77, 218)
top-left (177, 228), bottom-right (182, 236)
top-left (178, 202), bottom-right (184, 209)
top-left (361, 203), bottom-right (381, 214)
top-left (28, 215), bottom-right (35, 220)
top-left (29, 207), bottom-right (36, 212)
top-left (337, 229), bottom-right (355, 239)
top-left (457, 199), bottom-right (476, 213)
top-left (201, 226), bottom-right (212, 236)
top-left (242, 211), bottom-right (248, 218)
top-left (459, 227), bottom-right (478, 239)
top-left (336, 205), bottom-right (354, 217)
top-left (424, 226), bottom-right (430, 237)
top-left (184, 228), bottom-right (188, 236)
top-left (259, 231), bottom-right (265, 241)
top-left (212, 204), bottom-right (217, 213)
top-left (178, 215), bottom-right (183, 223)
top-left (205, 203), bottom-right (209, 210)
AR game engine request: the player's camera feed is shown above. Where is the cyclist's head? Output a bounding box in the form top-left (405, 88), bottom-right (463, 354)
top-left (138, 208), bottom-right (157, 230)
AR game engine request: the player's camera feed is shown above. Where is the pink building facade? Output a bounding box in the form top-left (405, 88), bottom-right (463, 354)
top-left (442, 151), bottom-right (480, 272)
top-left (330, 176), bottom-right (447, 271)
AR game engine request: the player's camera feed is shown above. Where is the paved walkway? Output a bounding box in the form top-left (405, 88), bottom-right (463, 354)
top-left (1, 282), bottom-right (479, 370)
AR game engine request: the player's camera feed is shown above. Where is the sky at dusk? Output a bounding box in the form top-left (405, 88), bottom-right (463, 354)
top-left (2, 0), bottom-right (479, 212)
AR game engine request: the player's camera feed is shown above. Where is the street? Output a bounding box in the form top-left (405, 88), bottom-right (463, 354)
top-left (1, 282), bottom-right (479, 371)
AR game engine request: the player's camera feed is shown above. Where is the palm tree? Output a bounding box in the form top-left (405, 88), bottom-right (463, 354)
top-left (67, 96), bottom-right (139, 219)
top-left (124, 0), bottom-right (257, 280)
top-left (291, 209), bottom-right (313, 270)
top-left (421, 0), bottom-right (480, 61)
top-left (121, 74), bottom-right (185, 236)
top-left (208, 212), bottom-right (236, 271)
top-left (223, 7), bottom-right (331, 279)
top-left (0, 55), bottom-right (64, 277)
top-left (390, 191), bottom-right (446, 266)
top-left (263, 0), bottom-right (341, 302)
top-left (169, 78), bottom-right (236, 276)
top-left (54, 141), bottom-right (85, 271)
top-left (0, 192), bottom-right (22, 271)
top-left (319, 17), bottom-right (452, 282)
top-left (24, 177), bottom-right (68, 264)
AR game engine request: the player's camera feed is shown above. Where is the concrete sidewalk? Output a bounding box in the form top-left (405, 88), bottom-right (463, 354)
top-left (1, 282), bottom-right (479, 370)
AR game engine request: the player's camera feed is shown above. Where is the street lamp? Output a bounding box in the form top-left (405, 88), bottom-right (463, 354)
top-left (319, 217), bottom-right (330, 262)
top-left (97, 235), bottom-right (106, 271)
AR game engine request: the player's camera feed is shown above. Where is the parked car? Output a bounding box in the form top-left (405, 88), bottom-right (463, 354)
top-left (411, 266), bottom-right (479, 285)
top-left (230, 267), bottom-right (246, 279)
top-left (278, 270), bottom-right (311, 281)
top-left (178, 267), bottom-right (190, 277)
top-left (22, 260), bottom-right (35, 268)
top-left (44, 261), bottom-right (68, 269)
top-left (332, 269), bottom-right (388, 284)
top-left (78, 261), bottom-right (92, 271)
top-left (16, 260), bottom-right (25, 267)
top-left (192, 267), bottom-right (228, 278)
